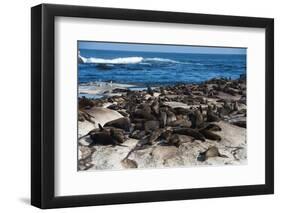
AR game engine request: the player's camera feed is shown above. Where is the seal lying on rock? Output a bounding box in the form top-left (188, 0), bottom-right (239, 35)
top-left (121, 158), bottom-right (138, 168)
top-left (197, 146), bottom-right (228, 161)
top-left (201, 123), bottom-right (222, 131)
top-left (85, 124), bottom-right (128, 147)
top-left (104, 117), bottom-right (131, 132)
top-left (166, 134), bottom-right (194, 147)
top-left (199, 129), bottom-right (222, 141)
top-left (173, 128), bottom-right (205, 141)
top-left (89, 131), bottom-right (127, 147)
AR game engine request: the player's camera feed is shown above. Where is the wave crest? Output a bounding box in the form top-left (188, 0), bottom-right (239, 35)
top-left (78, 55), bottom-right (199, 65)
top-left (80, 56), bottom-right (143, 64)
top-left (144, 57), bottom-right (178, 63)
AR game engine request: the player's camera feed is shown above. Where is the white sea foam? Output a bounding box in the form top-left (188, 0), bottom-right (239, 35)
top-left (143, 57), bottom-right (178, 63)
top-left (79, 54), bottom-right (203, 65)
top-left (81, 56), bottom-right (144, 64)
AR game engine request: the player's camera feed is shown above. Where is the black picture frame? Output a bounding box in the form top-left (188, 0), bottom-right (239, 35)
top-left (31, 3), bottom-right (274, 209)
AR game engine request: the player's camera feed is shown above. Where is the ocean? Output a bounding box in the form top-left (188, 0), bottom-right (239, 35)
top-left (78, 49), bottom-right (246, 86)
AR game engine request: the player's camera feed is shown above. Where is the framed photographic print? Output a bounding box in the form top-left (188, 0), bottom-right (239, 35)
top-left (31, 4), bottom-right (274, 209)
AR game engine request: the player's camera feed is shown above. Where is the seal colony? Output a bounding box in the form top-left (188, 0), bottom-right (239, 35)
top-left (78, 76), bottom-right (247, 171)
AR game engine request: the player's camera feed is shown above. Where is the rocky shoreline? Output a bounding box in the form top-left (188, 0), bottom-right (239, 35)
top-left (78, 76), bottom-right (247, 171)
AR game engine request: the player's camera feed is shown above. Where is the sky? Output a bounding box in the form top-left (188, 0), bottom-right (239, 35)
top-left (78, 41), bottom-right (246, 55)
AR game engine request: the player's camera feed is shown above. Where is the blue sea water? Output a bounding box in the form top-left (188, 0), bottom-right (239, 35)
top-left (78, 49), bottom-right (246, 86)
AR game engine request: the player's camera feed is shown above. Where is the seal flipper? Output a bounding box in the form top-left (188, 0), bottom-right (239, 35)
top-left (218, 153), bottom-right (228, 158)
top-left (98, 123), bottom-right (104, 131)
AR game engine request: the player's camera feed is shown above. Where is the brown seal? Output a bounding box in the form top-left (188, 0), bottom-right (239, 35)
top-left (189, 109), bottom-right (204, 128)
top-left (167, 134), bottom-right (194, 147)
top-left (159, 110), bottom-right (167, 128)
top-left (197, 146), bottom-right (228, 161)
top-left (201, 123), bottom-right (222, 132)
top-left (173, 128), bottom-right (205, 141)
top-left (121, 158), bottom-right (138, 168)
top-left (199, 129), bottom-right (221, 141)
top-left (104, 117), bottom-right (131, 132)
top-left (144, 120), bottom-right (160, 132)
top-left (206, 105), bottom-right (220, 122)
top-left (166, 110), bottom-right (177, 125)
top-left (88, 124), bottom-right (127, 147)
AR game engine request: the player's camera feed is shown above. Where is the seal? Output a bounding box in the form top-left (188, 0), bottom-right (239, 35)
top-left (167, 134), bottom-right (194, 147)
top-left (133, 108), bottom-right (156, 120)
top-left (199, 129), bottom-right (221, 141)
top-left (130, 130), bottom-right (147, 140)
top-left (206, 105), bottom-right (220, 122)
top-left (104, 117), bottom-right (131, 132)
top-left (147, 85), bottom-right (154, 96)
top-left (173, 128), bottom-right (205, 141)
top-left (201, 123), bottom-right (222, 132)
top-left (189, 109), bottom-right (204, 128)
top-left (88, 124), bottom-right (128, 147)
top-left (109, 128), bottom-right (127, 144)
top-left (144, 120), bottom-right (160, 132)
top-left (147, 129), bottom-right (164, 145)
top-left (89, 132), bottom-right (127, 147)
top-left (121, 158), bottom-right (138, 169)
top-left (78, 127), bottom-right (100, 141)
top-left (166, 110), bottom-right (177, 125)
top-left (151, 99), bottom-right (160, 115)
top-left (197, 146), bottom-right (228, 161)
top-left (159, 110), bottom-right (167, 128)
top-left (167, 119), bottom-right (192, 128)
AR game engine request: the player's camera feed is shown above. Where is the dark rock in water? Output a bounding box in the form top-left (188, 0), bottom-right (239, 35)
top-left (147, 85), bottom-right (154, 96)
top-left (173, 128), bottom-right (205, 141)
top-left (144, 120), bottom-right (160, 132)
top-left (199, 129), bottom-right (221, 141)
top-left (239, 74), bottom-right (246, 81)
top-left (104, 117), bottom-right (131, 132)
top-left (112, 88), bottom-right (129, 93)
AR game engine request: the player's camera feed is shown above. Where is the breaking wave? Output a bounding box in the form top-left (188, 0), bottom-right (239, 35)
top-left (79, 55), bottom-right (193, 65)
